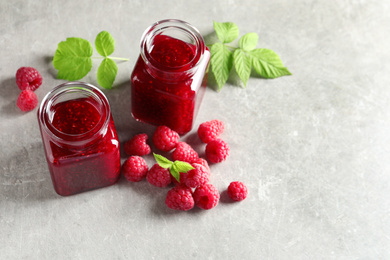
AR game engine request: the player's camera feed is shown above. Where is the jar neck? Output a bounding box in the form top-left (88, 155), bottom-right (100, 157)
top-left (38, 81), bottom-right (110, 149)
top-left (140, 19), bottom-right (206, 82)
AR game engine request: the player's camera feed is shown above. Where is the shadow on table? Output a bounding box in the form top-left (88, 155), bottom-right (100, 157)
top-left (0, 77), bottom-right (25, 118)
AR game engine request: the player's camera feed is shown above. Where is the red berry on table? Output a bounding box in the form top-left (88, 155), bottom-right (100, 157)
top-left (122, 156), bottom-right (149, 182)
top-left (172, 142), bottom-right (199, 163)
top-left (16, 90), bottom-right (38, 112)
top-left (146, 164), bottom-right (172, 188)
top-left (16, 67), bottom-right (42, 91)
top-left (227, 181), bottom-right (248, 201)
top-left (193, 183), bottom-right (220, 210)
top-left (165, 185), bottom-right (194, 211)
top-left (184, 163), bottom-right (210, 188)
top-left (124, 133), bottom-right (151, 156)
top-left (152, 125), bottom-right (180, 152)
top-left (205, 138), bottom-right (230, 163)
top-left (198, 119), bottom-right (225, 143)
top-left (193, 158), bottom-right (210, 172)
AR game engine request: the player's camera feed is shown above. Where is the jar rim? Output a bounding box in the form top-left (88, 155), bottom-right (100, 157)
top-left (140, 19), bottom-right (206, 76)
top-left (38, 81), bottom-right (110, 147)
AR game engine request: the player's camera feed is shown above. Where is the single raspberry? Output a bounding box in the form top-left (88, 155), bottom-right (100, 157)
top-left (184, 163), bottom-right (210, 188)
top-left (205, 138), bottom-right (230, 163)
top-left (124, 133), bottom-right (151, 156)
top-left (122, 156), bottom-right (149, 182)
top-left (193, 158), bottom-right (210, 172)
top-left (193, 184), bottom-right (220, 210)
top-left (146, 164), bottom-right (172, 188)
top-left (172, 142), bottom-right (199, 163)
top-left (198, 119), bottom-right (225, 143)
top-left (17, 90), bottom-right (38, 112)
top-left (227, 181), bottom-right (248, 201)
top-left (152, 125), bottom-right (180, 152)
top-left (165, 185), bottom-right (194, 211)
top-left (16, 67), bottom-right (42, 91)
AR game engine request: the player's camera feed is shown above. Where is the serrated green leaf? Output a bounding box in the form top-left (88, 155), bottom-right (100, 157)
top-left (153, 153), bottom-right (173, 169)
top-left (233, 49), bottom-right (251, 86)
top-left (239, 33), bottom-right (258, 52)
top-left (173, 161), bottom-right (194, 173)
top-left (213, 21), bottom-right (239, 44)
top-left (170, 164), bottom-right (181, 183)
top-left (249, 48), bottom-right (292, 79)
top-left (53, 37), bottom-right (93, 81)
top-left (97, 58), bottom-right (118, 89)
top-left (210, 42), bottom-right (233, 90)
top-left (95, 31), bottom-right (115, 57)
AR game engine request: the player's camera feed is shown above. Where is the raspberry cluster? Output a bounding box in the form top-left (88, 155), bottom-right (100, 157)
top-left (15, 67), bottom-right (42, 112)
top-left (121, 121), bottom-right (247, 211)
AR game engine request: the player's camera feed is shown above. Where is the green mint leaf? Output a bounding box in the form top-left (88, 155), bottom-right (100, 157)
top-left (239, 33), bottom-right (258, 52)
top-left (233, 49), bottom-right (251, 86)
top-left (95, 31), bottom-right (115, 57)
top-left (213, 21), bottom-right (239, 44)
top-left (170, 164), bottom-right (181, 183)
top-left (210, 42), bottom-right (233, 90)
top-left (173, 161), bottom-right (194, 173)
top-left (53, 37), bottom-right (93, 81)
top-left (153, 153), bottom-right (173, 169)
top-left (249, 48), bottom-right (292, 79)
top-left (97, 58), bottom-right (118, 89)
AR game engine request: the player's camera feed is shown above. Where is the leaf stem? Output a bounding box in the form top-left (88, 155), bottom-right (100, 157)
top-left (109, 57), bottom-right (130, 61)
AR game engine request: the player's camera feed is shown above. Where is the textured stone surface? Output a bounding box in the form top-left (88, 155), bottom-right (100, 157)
top-left (1, 0), bottom-right (390, 259)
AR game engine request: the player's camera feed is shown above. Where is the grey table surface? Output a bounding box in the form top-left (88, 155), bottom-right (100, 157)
top-left (1, 0), bottom-right (389, 259)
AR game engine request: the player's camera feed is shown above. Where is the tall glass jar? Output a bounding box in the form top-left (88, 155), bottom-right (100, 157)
top-left (131, 19), bottom-right (210, 135)
top-left (37, 82), bottom-right (121, 196)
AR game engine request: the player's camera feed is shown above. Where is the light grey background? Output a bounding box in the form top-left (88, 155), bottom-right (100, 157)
top-left (1, 0), bottom-right (389, 259)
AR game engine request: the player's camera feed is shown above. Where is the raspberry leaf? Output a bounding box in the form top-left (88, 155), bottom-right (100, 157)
top-left (97, 58), bottom-right (118, 89)
top-left (173, 161), bottom-right (194, 173)
top-left (95, 31), bottom-right (115, 57)
top-left (239, 33), bottom-right (258, 52)
top-left (170, 165), bottom-right (181, 183)
top-left (233, 49), bottom-right (251, 86)
top-left (213, 21), bottom-right (239, 44)
top-left (153, 153), bottom-right (173, 169)
top-left (210, 42), bottom-right (233, 90)
top-left (249, 48), bottom-right (292, 79)
top-left (53, 37), bottom-right (93, 81)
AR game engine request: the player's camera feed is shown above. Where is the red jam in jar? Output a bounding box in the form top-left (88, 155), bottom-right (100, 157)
top-left (37, 82), bottom-right (121, 196)
top-left (131, 19), bottom-right (210, 134)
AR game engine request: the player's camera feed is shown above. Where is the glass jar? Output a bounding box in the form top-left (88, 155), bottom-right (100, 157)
top-left (37, 82), bottom-right (121, 196)
top-left (131, 19), bottom-right (210, 135)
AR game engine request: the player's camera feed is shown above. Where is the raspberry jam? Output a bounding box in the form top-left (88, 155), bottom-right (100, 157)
top-left (131, 19), bottom-right (210, 134)
top-left (37, 82), bottom-right (121, 196)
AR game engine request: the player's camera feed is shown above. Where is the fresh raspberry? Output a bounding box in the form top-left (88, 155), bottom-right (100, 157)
top-left (152, 125), bottom-right (180, 152)
top-left (184, 163), bottom-right (210, 188)
top-left (146, 164), bottom-right (172, 188)
top-left (193, 184), bottom-right (220, 210)
top-left (165, 185), bottom-right (194, 211)
top-left (227, 181), bottom-right (248, 201)
top-left (122, 156), bottom-right (149, 182)
top-left (17, 90), bottom-right (38, 112)
top-left (193, 158), bottom-right (210, 172)
top-left (172, 142), bottom-right (199, 163)
top-left (198, 119), bottom-right (225, 143)
top-left (205, 138), bottom-right (230, 163)
top-left (16, 67), bottom-right (42, 91)
top-left (124, 133), bottom-right (151, 156)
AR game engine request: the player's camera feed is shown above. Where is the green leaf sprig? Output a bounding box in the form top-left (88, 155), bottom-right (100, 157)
top-left (209, 21), bottom-right (292, 91)
top-left (53, 31), bottom-right (129, 89)
top-left (153, 153), bottom-right (194, 182)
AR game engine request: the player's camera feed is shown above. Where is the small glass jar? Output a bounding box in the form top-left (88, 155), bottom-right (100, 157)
top-left (131, 19), bottom-right (210, 135)
top-left (37, 82), bottom-right (121, 196)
